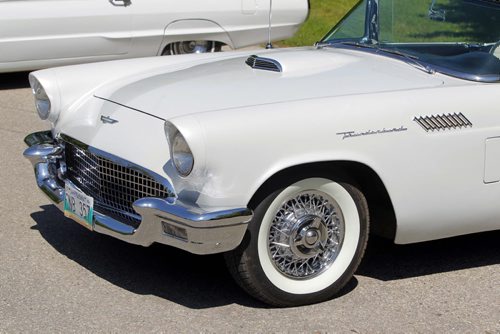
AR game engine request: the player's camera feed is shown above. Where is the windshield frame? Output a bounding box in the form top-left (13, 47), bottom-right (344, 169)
top-left (317, 0), bottom-right (500, 83)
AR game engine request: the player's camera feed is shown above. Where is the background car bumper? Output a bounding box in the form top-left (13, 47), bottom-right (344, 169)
top-left (23, 131), bottom-right (252, 255)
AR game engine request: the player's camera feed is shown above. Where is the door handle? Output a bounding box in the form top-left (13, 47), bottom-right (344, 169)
top-left (109, 0), bottom-right (131, 7)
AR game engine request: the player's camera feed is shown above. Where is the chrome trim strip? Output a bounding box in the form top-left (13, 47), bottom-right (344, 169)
top-left (23, 131), bottom-right (253, 254)
top-left (94, 211), bottom-right (135, 236)
top-left (133, 198), bottom-right (253, 229)
top-left (95, 96), bottom-right (166, 121)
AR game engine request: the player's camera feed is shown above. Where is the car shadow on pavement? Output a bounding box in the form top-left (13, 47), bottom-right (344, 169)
top-left (358, 230), bottom-right (500, 281)
top-left (30, 205), bottom-right (498, 308)
top-left (30, 204), bottom-right (358, 309)
top-left (0, 72), bottom-right (30, 90)
top-left (30, 205), bottom-right (264, 309)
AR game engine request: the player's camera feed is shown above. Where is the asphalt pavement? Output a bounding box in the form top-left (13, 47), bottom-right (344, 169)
top-left (0, 71), bottom-right (499, 333)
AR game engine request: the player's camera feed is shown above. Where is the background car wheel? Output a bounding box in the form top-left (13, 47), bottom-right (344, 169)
top-left (162, 41), bottom-right (222, 55)
top-left (225, 177), bottom-right (369, 307)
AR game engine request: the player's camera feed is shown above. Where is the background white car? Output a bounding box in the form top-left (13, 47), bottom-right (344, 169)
top-left (0, 0), bottom-right (309, 73)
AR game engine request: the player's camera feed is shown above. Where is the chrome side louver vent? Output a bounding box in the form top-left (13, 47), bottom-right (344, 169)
top-left (245, 55), bottom-right (282, 72)
top-left (414, 113), bottom-right (472, 132)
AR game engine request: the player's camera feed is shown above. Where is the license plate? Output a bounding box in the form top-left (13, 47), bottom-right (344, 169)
top-left (64, 182), bottom-right (94, 230)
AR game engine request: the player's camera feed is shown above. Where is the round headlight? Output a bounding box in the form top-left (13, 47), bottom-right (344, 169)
top-left (30, 77), bottom-right (51, 120)
top-left (171, 131), bottom-right (194, 177)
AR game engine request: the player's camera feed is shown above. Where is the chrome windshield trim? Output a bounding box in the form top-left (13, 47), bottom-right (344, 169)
top-left (323, 42), bottom-right (499, 83)
top-left (59, 133), bottom-right (176, 198)
top-left (363, 0), bottom-right (379, 43)
top-left (428, 64), bottom-right (500, 83)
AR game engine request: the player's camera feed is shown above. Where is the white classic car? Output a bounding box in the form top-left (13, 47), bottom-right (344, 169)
top-left (0, 0), bottom-right (308, 73)
top-left (24, 0), bottom-right (499, 306)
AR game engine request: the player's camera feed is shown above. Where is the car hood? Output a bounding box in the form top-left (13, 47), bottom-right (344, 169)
top-left (94, 47), bottom-right (444, 119)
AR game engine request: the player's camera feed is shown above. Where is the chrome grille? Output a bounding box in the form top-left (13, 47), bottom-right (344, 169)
top-left (64, 142), bottom-right (172, 228)
top-left (245, 55), bottom-right (282, 72)
top-left (414, 113), bottom-right (472, 132)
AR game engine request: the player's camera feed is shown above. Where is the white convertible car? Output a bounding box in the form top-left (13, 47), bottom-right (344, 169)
top-left (24, 0), bottom-right (499, 306)
top-left (0, 0), bottom-right (308, 73)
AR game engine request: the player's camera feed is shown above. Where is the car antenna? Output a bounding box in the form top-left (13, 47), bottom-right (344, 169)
top-left (266, 0), bottom-right (273, 49)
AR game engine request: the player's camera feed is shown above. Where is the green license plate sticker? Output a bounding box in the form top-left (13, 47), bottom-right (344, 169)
top-left (64, 182), bottom-right (94, 230)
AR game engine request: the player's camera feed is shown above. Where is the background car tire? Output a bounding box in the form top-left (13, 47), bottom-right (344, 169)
top-left (225, 177), bottom-right (369, 307)
top-left (162, 41), bottom-right (222, 55)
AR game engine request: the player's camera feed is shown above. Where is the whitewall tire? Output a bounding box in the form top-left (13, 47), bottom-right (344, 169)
top-left (225, 177), bottom-right (369, 306)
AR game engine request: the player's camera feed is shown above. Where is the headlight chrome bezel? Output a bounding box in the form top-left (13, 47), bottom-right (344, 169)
top-left (30, 76), bottom-right (51, 120)
top-left (29, 74), bottom-right (61, 123)
top-left (165, 122), bottom-right (194, 177)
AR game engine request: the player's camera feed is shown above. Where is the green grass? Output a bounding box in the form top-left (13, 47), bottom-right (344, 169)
top-left (278, 0), bottom-right (359, 47)
top-left (279, 0), bottom-right (499, 47)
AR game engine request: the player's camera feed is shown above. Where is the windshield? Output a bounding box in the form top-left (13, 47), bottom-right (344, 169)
top-left (320, 0), bottom-right (500, 82)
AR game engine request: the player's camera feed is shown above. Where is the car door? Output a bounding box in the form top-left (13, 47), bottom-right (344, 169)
top-left (0, 0), bottom-right (133, 63)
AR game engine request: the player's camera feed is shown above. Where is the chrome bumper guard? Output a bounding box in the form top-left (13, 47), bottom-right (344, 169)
top-left (23, 131), bottom-right (252, 255)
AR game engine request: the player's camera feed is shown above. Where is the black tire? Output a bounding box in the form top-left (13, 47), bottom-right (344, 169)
top-left (225, 178), bottom-right (369, 307)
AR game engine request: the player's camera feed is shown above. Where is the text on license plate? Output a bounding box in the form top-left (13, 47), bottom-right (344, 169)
top-left (64, 182), bottom-right (94, 230)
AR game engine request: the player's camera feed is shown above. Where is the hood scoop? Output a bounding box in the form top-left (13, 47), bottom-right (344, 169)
top-left (245, 55), bottom-right (282, 72)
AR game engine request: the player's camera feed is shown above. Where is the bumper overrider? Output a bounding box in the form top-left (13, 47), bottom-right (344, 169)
top-left (23, 131), bottom-right (252, 255)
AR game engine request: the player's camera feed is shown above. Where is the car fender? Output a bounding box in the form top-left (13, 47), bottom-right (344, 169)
top-left (167, 96), bottom-right (399, 212)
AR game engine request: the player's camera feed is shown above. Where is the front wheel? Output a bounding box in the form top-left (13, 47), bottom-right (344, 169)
top-left (225, 178), bottom-right (369, 306)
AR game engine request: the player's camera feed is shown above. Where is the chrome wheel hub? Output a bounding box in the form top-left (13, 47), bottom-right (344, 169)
top-left (268, 191), bottom-right (345, 279)
top-left (289, 215), bottom-right (328, 259)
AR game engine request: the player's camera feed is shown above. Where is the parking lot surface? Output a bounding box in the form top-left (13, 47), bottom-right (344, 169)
top-left (0, 72), bottom-right (499, 333)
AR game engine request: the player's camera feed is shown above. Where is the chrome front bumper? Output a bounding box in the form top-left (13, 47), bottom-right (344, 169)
top-left (23, 131), bottom-right (252, 255)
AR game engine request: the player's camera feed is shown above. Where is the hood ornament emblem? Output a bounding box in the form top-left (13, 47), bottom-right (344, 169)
top-left (100, 115), bottom-right (119, 124)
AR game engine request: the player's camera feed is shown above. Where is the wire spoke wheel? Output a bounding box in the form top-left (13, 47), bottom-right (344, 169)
top-left (225, 177), bottom-right (369, 307)
top-left (268, 191), bottom-right (345, 279)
